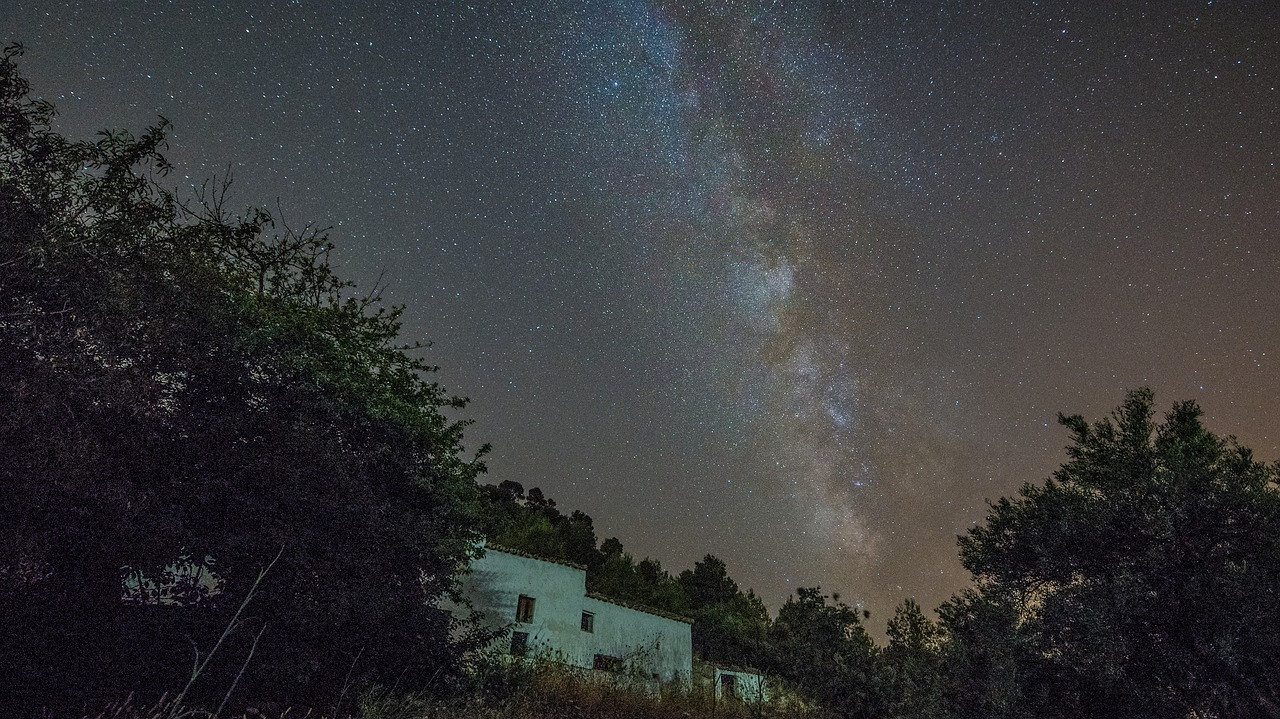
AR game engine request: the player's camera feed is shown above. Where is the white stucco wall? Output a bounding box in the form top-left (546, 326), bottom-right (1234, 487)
top-left (455, 546), bottom-right (587, 660)
top-left (452, 546), bottom-right (692, 686)
top-left (580, 595), bottom-right (692, 684)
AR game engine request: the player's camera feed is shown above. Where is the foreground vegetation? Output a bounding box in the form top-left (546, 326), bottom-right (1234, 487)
top-left (62, 655), bottom-right (816, 719)
top-left (4, 45), bottom-right (1280, 719)
top-left (1, 43), bottom-right (488, 711)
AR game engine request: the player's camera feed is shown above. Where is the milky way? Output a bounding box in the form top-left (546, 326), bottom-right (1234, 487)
top-left (8, 0), bottom-right (1279, 630)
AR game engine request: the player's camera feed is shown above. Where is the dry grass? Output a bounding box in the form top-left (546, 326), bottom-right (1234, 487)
top-left (357, 659), bottom-right (822, 719)
top-left (56, 659), bottom-right (823, 719)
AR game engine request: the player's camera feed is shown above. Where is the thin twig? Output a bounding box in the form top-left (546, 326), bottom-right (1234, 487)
top-left (166, 545), bottom-right (284, 718)
top-left (214, 621), bottom-right (268, 718)
top-left (332, 644), bottom-right (366, 718)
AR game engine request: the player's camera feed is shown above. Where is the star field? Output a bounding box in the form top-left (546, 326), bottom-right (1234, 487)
top-left (8, 0), bottom-right (1278, 629)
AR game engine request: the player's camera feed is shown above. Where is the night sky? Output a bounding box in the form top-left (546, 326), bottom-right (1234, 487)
top-left (8, 0), bottom-right (1279, 630)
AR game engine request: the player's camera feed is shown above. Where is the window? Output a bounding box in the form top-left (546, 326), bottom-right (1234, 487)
top-left (510, 631), bottom-right (529, 657)
top-left (580, 610), bottom-right (594, 633)
top-left (593, 653), bottom-right (622, 673)
top-left (515, 594), bottom-right (535, 623)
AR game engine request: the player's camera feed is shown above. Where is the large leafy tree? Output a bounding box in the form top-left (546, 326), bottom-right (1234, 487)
top-left (769, 587), bottom-right (876, 718)
top-left (875, 599), bottom-right (947, 719)
top-left (958, 388), bottom-right (1280, 718)
top-left (679, 554), bottom-right (771, 667)
top-left (479, 482), bottom-right (607, 571)
top-left (0, 45), bottom-right (487, 708)
top-left (932, 589), bottom-right (1033, 719)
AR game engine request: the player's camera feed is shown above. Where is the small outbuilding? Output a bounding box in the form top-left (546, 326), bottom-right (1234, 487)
top-left (713, 666), bottom-right (768, 704)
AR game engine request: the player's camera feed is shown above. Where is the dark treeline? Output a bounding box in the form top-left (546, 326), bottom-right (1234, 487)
top-left (5, 46), bottom-right (1280, 719)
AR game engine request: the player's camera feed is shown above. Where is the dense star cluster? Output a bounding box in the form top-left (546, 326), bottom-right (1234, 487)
top-left (8, 0), bottom-right (1278, 626)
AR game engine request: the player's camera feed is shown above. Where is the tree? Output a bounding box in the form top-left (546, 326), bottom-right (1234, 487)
top-left (600, 536), bottom-right (624, 558)
top-left (635, 557), bottom-right (690, 613)
top-left (933, 589), bottom-right (1033, 719)
top-left (958, 388), bottom-right (1280, 718)
top-left (875, 599), bottom-right (947, 719)
top-left (679, 555), bottom-right (770, 666)
top-left (479, 484), bottom-right (693, 614)
top-left (769, 587), bottom-right (876, 718)
top-left (0, 45), bottom-right (488, 708)
top-left (591, 551), bottom-right (690, 616)
top-left (483, 484), bottom-right (606, 570)
top-left (678, 554), bottom-right (741, 608)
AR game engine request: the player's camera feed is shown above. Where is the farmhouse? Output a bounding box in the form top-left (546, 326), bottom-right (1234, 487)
top-left (451, 545), bottom-right (693, 686)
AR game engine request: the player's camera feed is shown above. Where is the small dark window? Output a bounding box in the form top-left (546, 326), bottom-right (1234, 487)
top-left (721, 673), bottom-right (737, 699)
top-left (580, 611), bottom-right (595, 633)
top-left (516, 594), bottom-right (536, 623)
top-left (510, 630), bottom-right (529, 657)
top-left (593, 653), bottom-right (622, 673)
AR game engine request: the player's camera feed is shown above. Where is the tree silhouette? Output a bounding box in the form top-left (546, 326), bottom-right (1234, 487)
top-left (957, 389), bottom-right (1280, 718)
top-left (0, 45), bottom-right (488, 709)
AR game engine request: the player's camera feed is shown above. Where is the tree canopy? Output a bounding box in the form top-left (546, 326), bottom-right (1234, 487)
top-left (0, 45), bottom-right (488, 709)
top-left (769, 587), bottom-right (877, 718)
top-left (953, 388), bottom-right (1280, 718)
